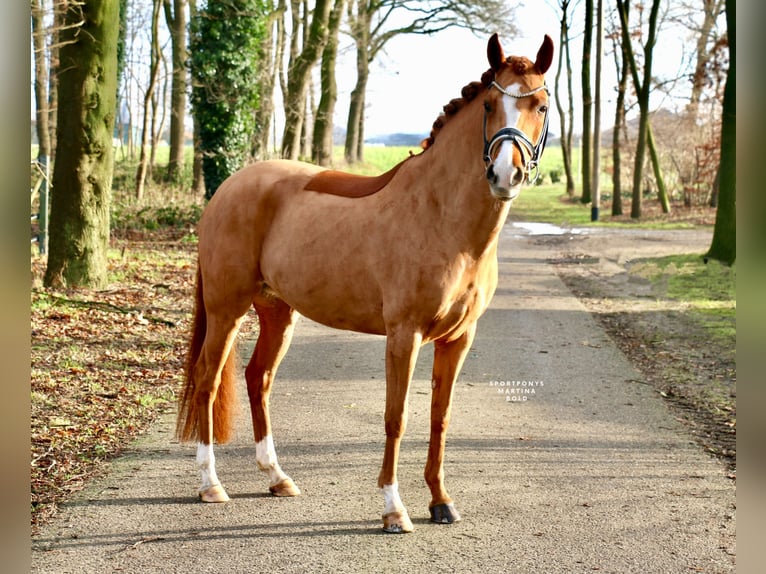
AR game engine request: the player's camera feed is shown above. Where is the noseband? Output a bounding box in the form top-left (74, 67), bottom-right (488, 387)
top-left (482, 81), bottom-right (550, 185)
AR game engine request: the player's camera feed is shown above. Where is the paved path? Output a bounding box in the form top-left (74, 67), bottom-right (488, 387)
top-left (32, 226), bottom-right (736, 573)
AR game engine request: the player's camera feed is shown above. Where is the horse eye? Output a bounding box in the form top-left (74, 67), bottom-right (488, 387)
top-left (538, 105), bottom-right (549, 114)
top-left (483, 102), bottom-right (491, 112)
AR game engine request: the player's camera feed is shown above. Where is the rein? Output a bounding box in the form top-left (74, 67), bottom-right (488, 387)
top-left (482, 81), bottom-right (550, 185)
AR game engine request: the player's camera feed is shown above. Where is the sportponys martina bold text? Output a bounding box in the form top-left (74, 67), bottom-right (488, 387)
top-left (489, 380), bottom-right (545, 402)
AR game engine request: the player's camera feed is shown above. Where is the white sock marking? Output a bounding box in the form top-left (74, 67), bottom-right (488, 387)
top-left (381, 482), bottom-right (406, 515)
top-left (196, 442), bottom-right (220, 491)
top-left (255, 435), bottom-right (290, 486)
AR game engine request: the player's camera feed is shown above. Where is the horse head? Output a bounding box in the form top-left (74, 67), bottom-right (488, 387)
top-left (483, 34), bottom-right (554, 201)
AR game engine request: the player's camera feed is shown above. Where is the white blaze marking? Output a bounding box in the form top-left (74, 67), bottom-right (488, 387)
top-left (381, 482), bottom-right (405, 515)
top-left (255, 435), bottom-right (290, 486)
top-left (493, 81), bottom-right (524, 196)
top-left (196, 442), bottom-right (221, 491)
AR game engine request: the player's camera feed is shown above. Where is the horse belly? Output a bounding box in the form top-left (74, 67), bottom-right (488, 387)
top-left (278, 280), bottom-right (387, 335)
top-left (259, 217), bottom-right (388, 335)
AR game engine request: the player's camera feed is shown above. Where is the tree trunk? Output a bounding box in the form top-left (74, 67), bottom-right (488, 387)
top-left (647, 122), bottom-right (671, 213)
top-left (312, 0), bottom-right (345, 166)
top-left (344, 0), bottom-right (370, 164)
top-left (32, 0), bottom-right (51, 160)
top-left (555, 0), bottom-right (575, 197)
top-left (252, 2), bottom-right (284, 160)
top-left (188, 0), bottom-right (205, 197)
top-left (48, 0), bottom-right (65, 158)
top-left (135, 0), bottom-right (162, 200)
top-left (44, 0), bottom-right (120, 289)
top-left (580, 0), bottom-right (593, 204)
top-left (611, 12), bottom-right (629, 217)
top-left (32, 0), bottom-right (51, 254)
top-left (149, 52), bottom-right (169, 175)
top-left (590, 0), bottom-right (603, 220)
top-left (617, 0), bottom-right (663, 219)
top-left (281, 0), bottom-right (332, 159)
top-left (706, 0), bottom-right (735, 264)
top-left (163, 0), bottom-right (187, 183)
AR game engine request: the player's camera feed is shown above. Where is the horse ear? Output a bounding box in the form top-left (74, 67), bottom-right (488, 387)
top-left (487, 33), bottom-right (505, 72)
top-left (534, 35), bottom-right (555, 74)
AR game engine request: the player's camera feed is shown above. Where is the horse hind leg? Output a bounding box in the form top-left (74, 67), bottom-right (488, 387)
top-left (246, 299), bottom-right (301, 497)
top-left (194, 312), bottom-right (246, 503)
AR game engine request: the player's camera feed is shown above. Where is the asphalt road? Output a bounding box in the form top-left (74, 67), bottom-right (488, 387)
top-left (31, 225), bottom-right (736, 573)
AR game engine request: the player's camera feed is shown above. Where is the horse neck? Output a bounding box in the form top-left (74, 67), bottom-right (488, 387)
top-left (411, 98), bottom-right (511, 258)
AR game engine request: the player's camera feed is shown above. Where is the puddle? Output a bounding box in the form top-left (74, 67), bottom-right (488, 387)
top-left (511, 221), bottom-right (585, 236)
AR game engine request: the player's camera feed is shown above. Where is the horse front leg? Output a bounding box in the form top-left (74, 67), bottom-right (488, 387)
top-left (425, 324), bottom-right (476, 524)
top-left (379, 329), bottom-right (422, 534)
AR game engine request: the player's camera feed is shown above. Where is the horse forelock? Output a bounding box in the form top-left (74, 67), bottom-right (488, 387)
top-left (420, 56), bottom-right (538, 151)
top-left (508, 55), bottom-right (535, 75)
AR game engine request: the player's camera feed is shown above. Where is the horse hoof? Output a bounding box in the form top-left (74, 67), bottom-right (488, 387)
top-left (429, 502), bottom-right (461, 524)
top-left (269, 477), bottom-right (301, 497)
top-left (382, 511), bottom-right (414, 534)
top-left (199, 483), bottom-right (230, 503)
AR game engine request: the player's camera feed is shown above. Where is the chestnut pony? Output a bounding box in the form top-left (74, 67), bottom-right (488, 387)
top-left (176, 34), bottom-right (553, 533)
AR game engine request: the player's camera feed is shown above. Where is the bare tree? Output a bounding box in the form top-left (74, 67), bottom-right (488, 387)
top-left (616, 0), bottom-right (669, 218)
top-left (252, 1), bottom-right (286, 160)
top-left (135, 0), bottom-right (163, 200)
top-left (580, 0), bottom-right (593, 205)
top-left (31, 0), bottom-right (51, 162)
top-left (312, 0), bottom-right (346, 166)
top-left (553, 0), bottom-right (577, 198)
top-left (608, 6), bottom-right (629, 216)
top-left (281, 0), bottom-right (333, 159)
top-left (590, 0), bottom-right (603, 220)
top-left (344, 0), bottom-right (517, 164)
top-left (188, 0), bottom-right (205, 196)
top-left (31, 0), bottom-right (53, 254)
top-left (163, 0), bottom-right (188, 183)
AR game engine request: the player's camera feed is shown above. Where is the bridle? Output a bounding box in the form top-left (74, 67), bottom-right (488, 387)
top-left (482, 81), bottom-right (550, 185)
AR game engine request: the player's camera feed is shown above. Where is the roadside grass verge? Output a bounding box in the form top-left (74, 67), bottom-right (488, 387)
top-left (629, 253), bottom-right (736, 360)
top-left (628, 254), bottom-right (735, 463)
top-left (509, 184), bottom-right (715, 229)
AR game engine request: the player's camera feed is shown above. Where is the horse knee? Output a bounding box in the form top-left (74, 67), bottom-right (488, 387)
top-left (430, 418), bottom-right (449, 435)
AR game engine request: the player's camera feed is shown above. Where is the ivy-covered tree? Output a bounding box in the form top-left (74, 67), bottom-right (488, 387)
top-left (190, 0), bottom-right (267, 199)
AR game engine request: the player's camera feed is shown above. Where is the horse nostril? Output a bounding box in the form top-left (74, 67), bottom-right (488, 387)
top-left (486, 165), bottom-right (498, 185)
top-left (511, 167), bottom-right (525, 186)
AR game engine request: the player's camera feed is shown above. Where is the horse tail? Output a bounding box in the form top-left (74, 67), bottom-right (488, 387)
top-left (175, 265), bottom-right (238, 444)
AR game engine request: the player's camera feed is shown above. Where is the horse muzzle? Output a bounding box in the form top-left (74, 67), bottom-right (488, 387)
top-left (486, 162), bottom-right (525, 201)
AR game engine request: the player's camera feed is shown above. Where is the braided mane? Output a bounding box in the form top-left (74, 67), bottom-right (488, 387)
top-left (420, 56), bottom-right (536, 151)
